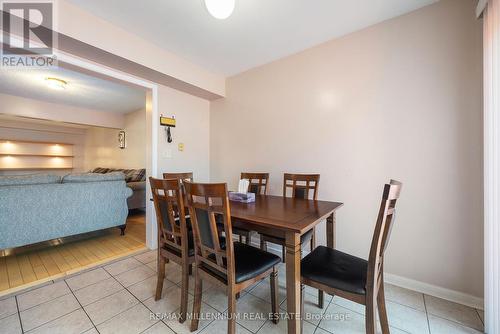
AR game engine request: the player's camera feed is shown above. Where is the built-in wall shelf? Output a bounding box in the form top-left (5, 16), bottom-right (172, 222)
top-left (0, 154), bottom-right (75, 157)
top-left (0, 140), bottom-right (74, 170)
top-left (0, 167), bottom-right (74, 171)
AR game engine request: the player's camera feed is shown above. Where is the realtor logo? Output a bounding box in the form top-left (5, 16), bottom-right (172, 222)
top-left (1, 0), bottom-right (57, 68)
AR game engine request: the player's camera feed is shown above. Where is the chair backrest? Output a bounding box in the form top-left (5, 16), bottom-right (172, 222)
top-left (149, 177), bottom-right (189, 257)
top-left (184, 181), bottom-right (235, 285)
top-left (163, 172), bottom-right (193, 182)
top-left (241, 172), bottom-right (269, 195)
top-left (367, 180), bottom-right (403, 292)
top-left (283, 173), bottom-right (320, 200)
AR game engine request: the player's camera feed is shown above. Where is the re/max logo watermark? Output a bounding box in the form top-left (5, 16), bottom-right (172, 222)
top-left (1, 1), bottom-right (57, 68)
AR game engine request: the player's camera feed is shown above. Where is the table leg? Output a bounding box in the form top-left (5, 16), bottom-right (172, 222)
top-left (285, 232), bottom-right (301, 334)
top-left (326, 212), bottom-right (336, 249)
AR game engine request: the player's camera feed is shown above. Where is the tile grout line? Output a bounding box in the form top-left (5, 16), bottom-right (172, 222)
top-left (476, 308), bottom-right (485, 326)
top-left (20, 297), bottom-right (81, 333)
top-left (63, 280), bottom-right (101, 334)
top-left (100, 266), bottom-right (165, 332)
top-left (16, 287), bottom-right (72, 311)
top-left (423, 294), bottom-right (485, 332)
top-left (314, 295), bottom-right (334, 334)
top-left (14, 295), bottom-right (24, 334)
top-left (423, 294), bottom-right (432, 334)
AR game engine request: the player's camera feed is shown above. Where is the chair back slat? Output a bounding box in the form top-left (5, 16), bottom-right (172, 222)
top-left (283, 173), bottom-right (320, 200)
top-left (149, 177), bottom-right (189, 256)
top-left (241, 172), bottom-right (269, 195)
top-left (184, 181), bottom-right (235, 285)
top-left (163, 172), bottom-right (193, 182)
top-left (367, 180), bottom-right (402, 290)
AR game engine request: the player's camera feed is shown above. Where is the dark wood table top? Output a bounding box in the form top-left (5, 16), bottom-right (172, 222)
top-left (229, 195), bottom-right (343, 234)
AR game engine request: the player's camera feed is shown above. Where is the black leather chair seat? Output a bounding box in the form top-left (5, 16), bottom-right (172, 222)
top-left (301, 246), bottom-right (368, 295)
top-left (201, 242), bottom-right (281, 284)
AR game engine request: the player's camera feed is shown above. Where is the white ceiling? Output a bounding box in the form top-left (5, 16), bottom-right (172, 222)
top-left (67, 0), bottom-right (438, 76)
top-left (0, 66), bottom-right (146, 113)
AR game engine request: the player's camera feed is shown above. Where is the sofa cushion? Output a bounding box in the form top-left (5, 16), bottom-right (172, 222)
top-left (91, 167), bottom-right (145, 182)
top-left (0, 174), bottom-right (61, 187)
top-left (62, 172), bottom-right (125, 183)
top-left (120, 169), bottom-right (146, 182)
top-left (91, 167), bottom-right (111, 174)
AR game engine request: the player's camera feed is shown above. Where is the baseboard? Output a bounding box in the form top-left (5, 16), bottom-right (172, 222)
top-left (384, 273), bottom-right (484, 310)
top-left (250, 237), bottom-right (484, 310)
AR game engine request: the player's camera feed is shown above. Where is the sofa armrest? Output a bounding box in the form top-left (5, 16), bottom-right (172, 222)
top-left (127, 181), bottom-right (146, 191)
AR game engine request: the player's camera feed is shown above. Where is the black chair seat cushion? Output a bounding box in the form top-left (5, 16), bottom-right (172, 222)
top-left (234, 242), bottom-right (281, 283)
top-left (301, 246), bottom-right (368, 295)
top-left (202, 242), bottom-right (281, 284)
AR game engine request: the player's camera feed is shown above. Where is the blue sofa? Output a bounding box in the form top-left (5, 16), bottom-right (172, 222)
top-left (0, 173), bottom-right (133, 250)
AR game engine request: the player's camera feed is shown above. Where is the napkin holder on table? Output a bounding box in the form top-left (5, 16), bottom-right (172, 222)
top-left (228, 191), bottom-right (255, 203)
top-left (229, 179), bottom-right (255, 203)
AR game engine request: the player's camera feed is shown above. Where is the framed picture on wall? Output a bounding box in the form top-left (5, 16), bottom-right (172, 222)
top-left (118, 130), bottom-right (126, 149)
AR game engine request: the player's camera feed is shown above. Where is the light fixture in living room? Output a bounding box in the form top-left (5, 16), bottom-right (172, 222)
top-left (204, 0), bottom-right (235, 19)
top-left (45, 77), bottom-right (68, 90)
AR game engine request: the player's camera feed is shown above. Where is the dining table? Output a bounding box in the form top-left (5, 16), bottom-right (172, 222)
top-left (230, 195), bottom-right (343, 334)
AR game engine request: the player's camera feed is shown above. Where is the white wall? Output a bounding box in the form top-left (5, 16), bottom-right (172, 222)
top-left (0, 93), bottom-right (125, 128)
top-left (156, 85), bottom-right (210, 182)
top-left (84, 109), bottom-right (146, 170)
top-left (57, 0), bottom-right (225, 98)
top-left (210, 0), bottom-right (483, 300)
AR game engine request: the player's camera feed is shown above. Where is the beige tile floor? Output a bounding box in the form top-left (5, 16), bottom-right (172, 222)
top-left (0, 249), bottom-right (484, 334)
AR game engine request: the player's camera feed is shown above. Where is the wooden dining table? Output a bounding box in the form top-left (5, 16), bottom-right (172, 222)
top-left (230, 195), bottom-right (343, 334)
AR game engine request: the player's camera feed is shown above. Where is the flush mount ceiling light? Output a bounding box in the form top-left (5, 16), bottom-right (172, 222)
top-left (204, 0), bottom-right (235, 19)
top-left (45, 77), bottom-right (68, 90)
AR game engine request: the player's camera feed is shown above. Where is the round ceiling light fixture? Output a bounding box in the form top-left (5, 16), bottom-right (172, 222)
top-left (204, 0), bottom-right (235, 19)
top-left (45, 77), bottom-right (68, 90)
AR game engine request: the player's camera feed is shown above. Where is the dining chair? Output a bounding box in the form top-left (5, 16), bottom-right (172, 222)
top-left (300, 180), bottom-right (403, 334)
top-left (149, 177), bottom-right (193, 323)
top-left (163, 172), bottom-right (193, 182)
top-left (184, 181), bottom-right (281, 334)
top-left (260, 173), bottom-right (320, 259)
top-left (232, 172), bottom-right (270, 245)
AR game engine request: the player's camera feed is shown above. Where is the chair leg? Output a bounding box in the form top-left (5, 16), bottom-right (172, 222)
top-left (318, 290), bottom-right (324, 309)
top-left (300, 284), bottom-right (305, 334)
top-left (310, 227), bottom-right (316, 251)
top-left (365, 296), bottom-right (377, 334)
top-left (155, 256), bottom-right (166, 301)
top-left (179, 262), bottom-right (189, 323)
top-left (228, 291), bottom-right (237, 334)
top-left (190, 269), bottom-right (203, 331)
top-left (270, 267), bottom-right (279, 324)
top-left (377, 284), bottom-right (390, 334)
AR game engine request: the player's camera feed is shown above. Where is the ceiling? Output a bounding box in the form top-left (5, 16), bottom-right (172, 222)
top-left (67, 0), bottom-right (438, 76)
top-left (0, 66), bottom-right (146, 113)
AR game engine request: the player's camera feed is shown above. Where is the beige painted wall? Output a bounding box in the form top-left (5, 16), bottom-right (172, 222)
top-left (156, 85), bottom-right (211, 182)
top-left (0, 119), bottom-right (87, 176)
top-left (84, 109), bottom-right (146, 170)
top-left (210, 0), bottom-right (483, 298)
